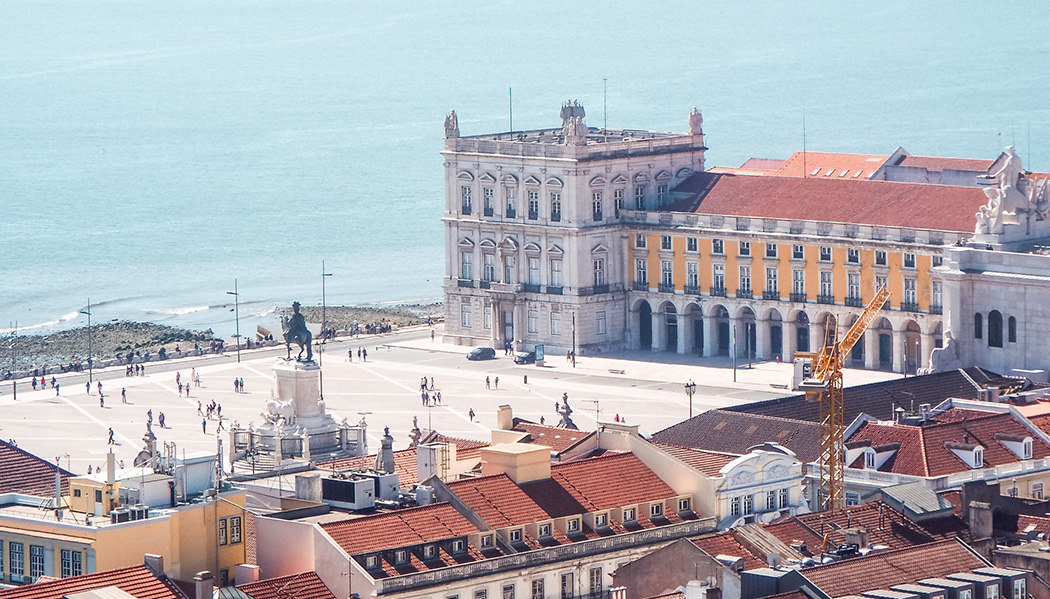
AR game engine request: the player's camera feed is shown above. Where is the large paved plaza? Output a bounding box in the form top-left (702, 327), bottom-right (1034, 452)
top-left (0, 326), bottom-right (899, 474)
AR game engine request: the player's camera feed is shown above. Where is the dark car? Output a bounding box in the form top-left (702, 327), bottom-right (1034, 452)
top-left (466, 347), bottom-right (497, 361)
top-left (513, 351), bottom-right (536, 364)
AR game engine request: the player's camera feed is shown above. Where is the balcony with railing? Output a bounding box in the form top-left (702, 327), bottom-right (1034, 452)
top-left (710, 286), bottom-right (727, 297)
top-left (658, 282), bottom-right (675, 293)
top-left (479, 280), bottom-right (491, 289)
top-left (817, 294), bottom-right (835, 305)
top-left (901, 301), bottom-right (920, 312)
top-left (930, 304), bottom-right (943, 314)
top-left (551, 211), bottom-right (561, 222)
top-left (593, 210), bottom-right (603, 222)
top-left (845, 296), bottom-right (864, 307)
top-left (790, 292), bottom-right (807, 303)
top-left (457, 279), bottom-right (474, 288)
top-left (736, 288), bottom-right (753, 299)
top-left (483, 207), bottom-right (494, 217)
top-left (763, 290), bottom-right (780, 301)
top-left (528, 210), bottom-right (538, 220)
top-left (633, 280), bottom-right (649, 291)
top-left (461, 203), bottom-right (472, 215)
top-left (684, 285), bottom-right (701, 295)
top-left (522, 283), bottom-right (541, 293)
top-left (506, 207), bottom-right (516, 218)
top-left (546, 286), bottom-right (563, 295)
top-left (579, 285), bottom-right (611, 296)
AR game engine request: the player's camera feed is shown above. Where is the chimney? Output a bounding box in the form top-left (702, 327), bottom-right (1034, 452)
top-left (843, 527), bottom-right (870, 548)
top-left (107, 450), bottom-right (116, 485)
top-left (497, 405), bottom-right (514, 431)
top-left (480, 443), bottom-right (551, 483)
top-left (234, 564), bottom-right (261, 585)
top-left (55, 467), bottom-right (64, 521)
top-left (969, 501), bottom-right (993, 540)
top-left (295, 473), bottom-right (322, 502)
top-left (374, 427), bottom-right (395, 474)
top-left (193, 571), bottom-right (214, 599)
top-left (685, 581), bottom-right (705, 599)
top-left (143, 554), bottom-right (164, 576)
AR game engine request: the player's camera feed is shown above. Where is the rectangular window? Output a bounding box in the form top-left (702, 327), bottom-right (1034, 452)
top-left (739, 266), bottom-right (752, 294)
top-left (848, 273), bottom-right (860, 299)
top-left (567, 519), bottom-right (580, 532)
top-left (875, 274), bottom-right (888, 293)
top-left (595, 513), bottom-right (608, 527)
top-left (423, 544), bottom-right (436, 559)
top-left (506, 187), bottom-right (516, 217)
top-left (820, 271), bottom-right (833, 296)
top-left (592, 191), bottom-right (603, 221)
top-left (635, 186), bottom-right (646, 210)
top-left (792, 244), bottom-right (804, 259)
top-left (550, 312), bottom-right (561, 336)
top-left (766, 490), bottom-right (776, 510)
top-left (657, 184), bottom-right (668, 205)
top-left (661, 235), bottom-right (672, 250)
top-left (589, 567), bottom-right (603, 598)
top-left (461, 252), bottom-right (473, 280)
top-left (539, 523), bottom-right (551, 537)
top-left (932, 280), bottom-right (943, 307)
top-left (730, 497), bottom-right (740, 516)
top-left (476, 590), bottom-right (488, 599)
top-left (219, 517), bottom-right (228, 545)
top-left (484, 187), bottom-right (494, 215)
top-left (847, 248), bottom-right (859, 264)
top-left (678, 498), bottom-right (691, 512)
top-left (987, 584), bottom-right (999, 599)
top-left (793, 269), bottom-right (805, 294)
top-left (550, 259), bottom-right (562, 287)
top-left (504, 584), bottom-right (516, 599)
top-left (1033, 482), bottom-right (1044, 499)
top-left (846, 491), bottom-right (861, 506)
top-left (933, 255), bottom-right (943, 267)
top-left (739, 241), bottom-right (751, 256)
top-left (623, 508), bottom-right (635, 521)
top-left (904, 252), bottom-right (916, 268)
top-left (712, 239), bottom-right (724, 255)
top-left (661, 260), bottom-right (673, 286)
top-left (10, 542), bottom-right (24, 582)
top-left (461, 304), bottom-right (472, 328)
top-left (593, 258), bottom-right (606, 286)
top-left (1015, 579), bottom-right (1027, 599)
top-left (766, 243), bottom-right (777, 258)
top-left (481, 535), bottom-right (493, 548)
top-left (61, 549), bottom-right (72, 578)
top-left (596, 312), bottom-right (607, 335)
top-left (230, 516), bottom-right (242, 544)
top-left (504, 256), bottom-right (515, 283)
top-left (614, 188), bottom-right (624, 217)
top-left (528, 257), bottom-right (540, 285)
top-left (484, 305), bottom-right (492, 330)
top-left (461, 186), bottom-right (473, 214)
top-left (961, 590), bottom-right (973, 599)
top-left (453, 540), bottom-right (465, 553)
top-left (819, 246), bottom-right (832, 261)
top-left (510, 529), bottom-right (522, 542)
top-left (778, 488), bottom-right (789, 509)
top-left (483, 253), bottom-right (496, 282)
top-left (687, 237), bottom-right (698, 252)
top-left (561, 572), bottom-right (575, 599)
top-left (875, 250), bottom-right (887, 266)
top-left (766, 267), bottom-right (778, 294)
top-left (636, 259), bottom-right (648, 285)
top-left (533, 579), bottom-right (545, 599)
top-left (687, 262), bottom-right (699, 288)
top-left (29, 545), bottom-right (44, 581)
top-left (650, 503), bottom-right (663, 517)
top-left (743, 494), bottom-right (753, 514)
top-left (528, 190), bottom-right (539, 220)
top-left (636, 234), bottom-right (646, 248)
top-left (904, 278), bottom-right (917, 303)
top-left (528, 310), bottom-right (538, 334)
top-left (550, 192), bottom-right (562, 222)
top-left (366, 555), bottom-right (378, 568)
top-left (713, 263), bottom-right (726, 289)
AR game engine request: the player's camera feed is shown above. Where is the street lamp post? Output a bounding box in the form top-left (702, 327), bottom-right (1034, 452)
top-left (80, 300), bottom-right (93, 384)
top-left (9, 321), bottom-right (16, 400)
top-left (321, 261), bottom-right (332, 340)
top-left (684, 379), bottom-right (697, 418)
top-left (571, 312), bottom-right (577, 368)
top-left (227, 280), bottom-right (240, 363)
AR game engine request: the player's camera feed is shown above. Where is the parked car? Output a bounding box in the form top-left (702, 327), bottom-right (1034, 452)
top-left (466, 347), bottom-right (497, 361)
top-left (513, 351), bottom-right (536, 364)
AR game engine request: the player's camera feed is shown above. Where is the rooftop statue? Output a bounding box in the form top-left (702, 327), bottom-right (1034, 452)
top-left (556, 393), bottom-right (578, 429)
top-left (444, 110), bottom-right (459, 139)
top-left (283, 301), bottom-right (313, 362)
top-left (560, 99), bottom-right (585, 127)
top-left (689, 107), bottom-right (704, 135)
top-left (975, 146), bottom-right (1034, 235)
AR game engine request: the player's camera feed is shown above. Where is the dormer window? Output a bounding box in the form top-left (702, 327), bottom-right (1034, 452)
top-left (395, 550), bottom-right (408, 564)
top-left (481, 535), bottom-right (493, 548)
top-left (1025, 439), bottom-right (1034, 459)
top-left (509, 529), bottom-right (522, 542)
top-left (595, 513), bottom-right (608, 527)
top-left (452, 540), bottom-right (466, 553)
top-left (366, 555), bottom-right (378, 568)
top-left (623, 508), bottom-right (636, 522)
top-left (650, 503), bottom-right (663, 517)
top-left (973, 448), bottom-right (984, 469)
top-left (567, 519), bottom-right (580, 532)
top-left (864, 450), bottom-right (876, 469)
top-left (539, 524), bottom-right (551, 537)
top-left (678, 498), bottom-right (691, 512)
top-left (423, 545), bottom-right (436, 559)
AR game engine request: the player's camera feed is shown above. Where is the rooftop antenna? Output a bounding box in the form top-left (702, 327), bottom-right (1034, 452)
top-left (802, 109), bottom-right (807, 178)
top-left (508, 87), bottom-right (513, 135)
top-left (603, 78), bottom-right (608, 143)
top-left (1028, 122), bottom-right (1032, 171)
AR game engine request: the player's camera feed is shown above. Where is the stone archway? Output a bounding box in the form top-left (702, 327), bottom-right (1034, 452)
top-left (767, 308), bottom-right (784, 361)
top-left (637, 300), bottom-right (653, 350)
top-left (660, 302), bottom-right (679, 352)
top-left (875, 317), bottom-right (894, 370)
top-left (683, 302), bottom-right (703, 355)
top-left (795, 311), bottom-right (811, 354)
top-left (903, 320), bottom-right (922, 374)
top-left (736, 306), bottom-right (757, 361)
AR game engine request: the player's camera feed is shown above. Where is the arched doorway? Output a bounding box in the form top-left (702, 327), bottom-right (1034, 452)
top-left (684, 303), bottom-right (703, 355)
top-left (738, 307), bottom-right (757, 361)
top-left (638, 301), bottom-right (652, 350)
top-left (796, 312), bottom-right (810, 353)
top-left (876, 318), bottom-right (893, 370)
top-left (904, 320), bottom-right (921, 374)
top-left (768, 309), bottom-right (783, 360)
top-left (713, 305), bottom-right (731, 355)
top-left (847, 315), bottom-right (865, 365)
top-left (815, 312), bottom-right (837, 350)
top-left (663, 303), bottom-right (678, 352)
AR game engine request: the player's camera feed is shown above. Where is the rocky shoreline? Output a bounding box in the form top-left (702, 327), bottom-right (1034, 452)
top-left (3, 302), bottom-right (443, 379)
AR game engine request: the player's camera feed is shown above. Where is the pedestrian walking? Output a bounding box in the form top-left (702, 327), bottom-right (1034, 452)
top-left (422, 392), bottom-right (428, 406)
top-left (362, 349), bottom-right (367, 361)
top-left (494, 376), bottom-right (499, 390)
top-left (468, 408), bottom-right (475, 422)
top-left (435, 391), bottom-right (442, 405)
top-left (108, 428), bottom-right (114, 445)
top-left (159, 412), bottom-right (166, 427)
top-left (202, 418), bottom-right (207, 433)
top-left (348, 348), bottom-right (353, 362)
top-left (197, 401), bottom-right (203, 416)
top-left (97, 381), bottom-right (102, 395)
top-left (217, 418), bottom-right (225, 432)
top-left (523, 374), bottom-right (528, 385)
top-left (239, 378), bottom-right (245, 392)
top-left (55, 383), bottom-right (60, 396)
top-left (99, 394), bottom-right (104, 408)
top-left (233, 378), bottom-right (239, 393)
top-left (429, 377), bottom-right (435, 391)
top-left (176, 372), bottom-right (181, 386)
top-left (121, 387), bottom-right (127, 403)
top-left (86, 381), bottom-right (90, 394)
top-left (185, 384), bottom-right (190, 397)
top-left (178, 382), bottom-right (183, 395)
top-left (485, 376), bottom-right (491, 389)
top-left (431, 330), bottom-right (435, 341)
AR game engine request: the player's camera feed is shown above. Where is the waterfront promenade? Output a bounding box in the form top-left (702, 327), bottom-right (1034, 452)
top-left (0, 326), bottom-right (898, 474)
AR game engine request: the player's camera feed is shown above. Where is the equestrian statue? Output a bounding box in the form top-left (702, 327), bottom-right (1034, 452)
top-left (283, 301), bottom-right (314, 362)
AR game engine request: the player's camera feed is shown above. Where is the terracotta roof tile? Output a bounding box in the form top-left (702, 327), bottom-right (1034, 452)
top-left (772, 151), bottom-right (889, 178)
top-left (320, 502), bottom-right (479, 556)
top-left (896, 156), bottom-right (995, 172)
top-left (791, 502), bottom-right (949, 550)
top-left (511, 420), bottom-right (590, 453)
top-left (0, 565), bottom-right (183, 599)
top-left (0, 439), bottom-right (73, 496)
top-left (237, 572), bottom-right (335, 599)
top-left (801, 539), bottom-right (987, 597)
top-left (446, 474), bottom-right (550, 527)
top-left (426, 435), bottom-right (489, 460)
top-left (654, 443), bottom-right (739, 476)
top-left (691, 531), bottom-right (767, 570)
top-left (664, 172), bottom-right (987, 232)
top-left (653, 410), bottom-right (820, 463)
top-left (316, 435), bottom-right (488, 485)
top-left (521, 453), bottom-right (677, 516)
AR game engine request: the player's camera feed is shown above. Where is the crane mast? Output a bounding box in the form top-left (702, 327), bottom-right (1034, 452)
top-left (796, 286), bottom-right (890, 511)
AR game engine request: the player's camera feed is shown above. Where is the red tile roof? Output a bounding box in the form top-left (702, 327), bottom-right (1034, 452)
top-left (316, 436), bottom-right (488, 485)
top-left (654, 443), bottom-right (738, 476)
top-left (320, 502), bottom-right (480, 556)
top-left (0, 565), bottom-right (183, 599)
top-left (896, 155), bottom-right (995, 172)
top-left (521, 453), bottom-right (677, 516)
top-left (789, 502), bottom-right (966, 550)
top-left (511, 420), bottom-right (590, 453)
top-left (801, 539), bottom-right (987, 597)
top-left (426, 434), bottom-right (489, 461)
top-left (691, 531), bottom-right (767, 570)
top-left (740, 158), bottom-right (786, 171)
top-left (773, 151), bottom-right (889, 178)
top-left (665, 173), bottom-right (987, 232)
top-left (847, 408), bottom-right (1050, 477)
top-left (237, 572), bottom-right (335, 599)
top-left (446, 474), bottom-right (550, 528)
top-left (653, 410), bottom-right (820, 463)
top-left (0, 439), bottom-right (72, 496)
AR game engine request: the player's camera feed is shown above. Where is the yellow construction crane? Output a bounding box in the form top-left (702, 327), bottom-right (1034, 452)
top-left (796, 286), bottom-right (890, 511)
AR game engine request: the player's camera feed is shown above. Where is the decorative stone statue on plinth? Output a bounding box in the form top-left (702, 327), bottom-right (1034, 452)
top-left (919, 331), bottom-right (963, 375)
top-left (689, 107), bottom-right (704, 136)
top-left (283, 302), bottom-right (313, 362)
top-left (556, 393), bottom-right (577, 429)
top-left (560, 100), bottom-right (588, 146)
top-left (444, 110), bottom-right (459, 139)
top-left (973, 147), bottom-right (1050, 240)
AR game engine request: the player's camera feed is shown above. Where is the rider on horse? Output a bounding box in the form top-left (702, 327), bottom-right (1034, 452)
top-left (285, 302), bottom-right (313, 361)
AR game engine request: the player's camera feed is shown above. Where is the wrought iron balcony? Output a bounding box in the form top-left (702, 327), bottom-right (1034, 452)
top-left (658, 282), bottom-right (675, 293)
top-left (551, 212), bottom-right (561, 222)
top-left (593, 211), bottom-right (603, 221)
top-left (930, 304), bottom-right (943, 314)
top-left (633, 281), bottom-right (649, 291)
top-left (546, 286), bottom-right (563, 295)
top-left (506, 207), bottom-right (516, 218)
top-left (684, 285), bottom-right (701, 295)
top-left (710, 286), bottom-right (727, 297)
top-left (479, 280), bottom-right (491, 289)
top-left (901, 301), bottom-right (920, 312)
top-left (483, 207), bottom-right (494, 217)
top-left (461, 203), bottom-right (472, 215)
top-left (817, 294), bottom-right (835, 305)
top-left (457, 279), bottom-right (474, 288)
top-left (579, 284), bottom-right (610, 296)
top-left (763, 290), bottom-right (780, 301)
top-left (790, 292), bottom-right (808, 302)
top-left (845, 296), bottom-right (864, 307)
top-left (736, 288), bottom-right (753, 299)
top-left (528, 210), bottom-right (538, 220)
top-left (522, 283), bottom-right (541, 293)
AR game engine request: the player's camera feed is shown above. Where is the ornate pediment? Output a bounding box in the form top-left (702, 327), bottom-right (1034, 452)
top-left (524, 175), bottom-right (542, 186)
top-left (457, 171), bottom-right (475, 181)
top-left (546, 177), bottom-right (564, 188)
top-left (479, 172), bottom-right (497, 183)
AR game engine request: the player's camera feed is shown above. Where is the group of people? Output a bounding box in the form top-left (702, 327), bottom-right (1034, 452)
top-left (197, 400), bottom-right (221, 420)
top-left (233, 377), bottom-right (246, 393)
top-left (30, 376), bottom-right (58, 391)
top-left (348, 347), bottom-right (368, 362)
top-left (485, 376), bottom-right (500, 390)
top-left (125, 363), bottom-right (148, 376)
top-left (419, 376), bottom-right (442, 406)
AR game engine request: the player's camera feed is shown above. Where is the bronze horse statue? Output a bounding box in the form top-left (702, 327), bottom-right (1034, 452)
top-left (284, 302), bottom-right (313, 362)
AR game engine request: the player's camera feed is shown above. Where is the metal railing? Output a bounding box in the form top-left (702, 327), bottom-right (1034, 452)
top-left (845, 296), bottom-right (864, 307)
top-left (546, 286), bottom-right (563, 295)
top-left (522, 284), bottom-right (541, 293)
top-left (658, 282), bottom-right (675, 293)
top-left (930, 304), bottom-right (943, 314)
top-left (736, 288), bottom-right (753, 299)
top-left (684, 285), bottom-right (701, 295)
top-left (462, 203), bottom-right (472, 215)
top-left (633, 281), bottom-right (649, 291)
top-left (457, 279), bottom-right (474, 288)
top-left (817, 294), bottom-right (835, 305)
top-left (901, 301), bottom-right (920, 312)
top-left (790, 292), bottom-right (807, 302)
top-left (763, 290), bottom-right (780, 301)
top-left (483, 207), bottom-right (494, 217)
top-left (710, 286), bottom-right (727, 297)
top-left (479, 281), bottom-right (491, 289)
